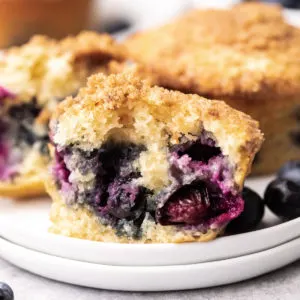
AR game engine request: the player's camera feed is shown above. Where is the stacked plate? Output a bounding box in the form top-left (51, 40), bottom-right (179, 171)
top-left (1, 176), bottom-right (300, 291)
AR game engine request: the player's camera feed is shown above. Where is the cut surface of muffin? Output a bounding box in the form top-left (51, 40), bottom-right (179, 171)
top-left (124, 3), bottom-right (300, 175)
top-left (0, 32), bottom-right (125, 197)
top-left (46, 70), bottom-right (263, 243)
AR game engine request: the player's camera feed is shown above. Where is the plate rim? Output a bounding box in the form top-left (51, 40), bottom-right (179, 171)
top-left (1, 236), bottom-right (300, 291)
top-left (1, 209), bottom-right (300, 266)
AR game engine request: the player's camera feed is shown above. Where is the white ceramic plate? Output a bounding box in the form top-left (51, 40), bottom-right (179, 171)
top-left (1, 235), bottom-right (300, 291)
top-left (1, 176), bottom-right (300, 267)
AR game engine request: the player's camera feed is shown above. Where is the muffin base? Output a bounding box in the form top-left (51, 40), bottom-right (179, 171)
top-left (46, 179), bottom-right (221, 244)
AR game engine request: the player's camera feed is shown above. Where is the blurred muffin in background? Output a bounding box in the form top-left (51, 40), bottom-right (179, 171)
top-left (124, 3), bottom-right (300, 175)
top-left (0, 0), bottom-right (93, 48)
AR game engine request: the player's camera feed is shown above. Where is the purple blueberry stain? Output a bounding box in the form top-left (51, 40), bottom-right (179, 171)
top-left (53, 131), bottom-right (244, 238)
top-left (53, 142), bottom-right (149, 236)
top-left (53, 149), bottom-right (74, 203)
top-left (156, 135), bottom-right (243, 229)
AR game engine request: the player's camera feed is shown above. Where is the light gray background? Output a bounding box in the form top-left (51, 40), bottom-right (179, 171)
top-left (1, 258), bottom-right (300, 300)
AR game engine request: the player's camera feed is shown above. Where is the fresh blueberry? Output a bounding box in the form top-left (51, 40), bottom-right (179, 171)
top-left (227, 187), bottom-right (264, 234)
top-left (278, 160), bottom-right (300, 186)
top-left (102, 19), bottom-right (132, 34)
top-left (265, 178), bottom-right (300, 220)
top-left (0, 282), bottom-right (14, 300)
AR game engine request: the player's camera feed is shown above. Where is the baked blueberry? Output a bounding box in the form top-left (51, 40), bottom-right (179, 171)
top-left (278, 161), bottom-right (300, 186)
top-left (157, 182), bottom-right (211, 225)
top-left (106, 178), bottom-right (146, 220)
top-left (227, 187), bottom-right (264, 233)
top-left (265, 178), bottom-right (300, 220)
top-left (0, 282), bottom-right (14, 300)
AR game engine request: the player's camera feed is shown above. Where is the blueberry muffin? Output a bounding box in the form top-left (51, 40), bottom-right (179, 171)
top-left (46, 70), bottom-right (263, 243)
top-left (124, 3), bottom-right (300, 175)
top-left (0, 32), bottom-right (124, 198)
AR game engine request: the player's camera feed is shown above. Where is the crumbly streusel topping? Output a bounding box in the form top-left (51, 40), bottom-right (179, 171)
top-left (52, 69), bottom-right (263, 187)
top-left (124, 3), bottom-right (300, 99)
top-left (0, 31), bottom-right (125, 108)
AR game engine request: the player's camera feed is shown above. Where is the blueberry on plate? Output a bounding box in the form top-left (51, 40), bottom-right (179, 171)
top-left (278, 160), bottom-right (300, 186)
top-left (0, 282), bottom-right (14, 300)
top-left (226, 187), bottom-right (264, 234)
top-left (265, 178), bottom-right (300, 220)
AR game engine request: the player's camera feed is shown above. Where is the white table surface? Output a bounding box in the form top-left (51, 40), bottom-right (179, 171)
top-left (1, 257), bottom-right (300, 300)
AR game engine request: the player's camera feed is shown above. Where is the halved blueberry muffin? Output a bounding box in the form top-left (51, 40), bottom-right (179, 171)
top-left (0, 32), bottom-right (124, 198)
top-left (46, 70), bottom-right (263, 243)
top-left (124, 3), bottom-right (300, 175)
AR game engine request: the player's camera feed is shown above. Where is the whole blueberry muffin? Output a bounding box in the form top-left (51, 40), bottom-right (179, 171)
top-left (0, 32), bottom-right (124, 198)
top-left (46, 70), bottom-right (263, 243)
top-left (124, 3), bottom-right (300, 175)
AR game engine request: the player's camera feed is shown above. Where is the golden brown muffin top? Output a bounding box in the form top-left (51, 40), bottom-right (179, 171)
top-left (124, 3), bottom-right (300, 99)
top-left (0, 31), bottom-right (125, 108)
top-left (52, 68), bottom-right (263, 187)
